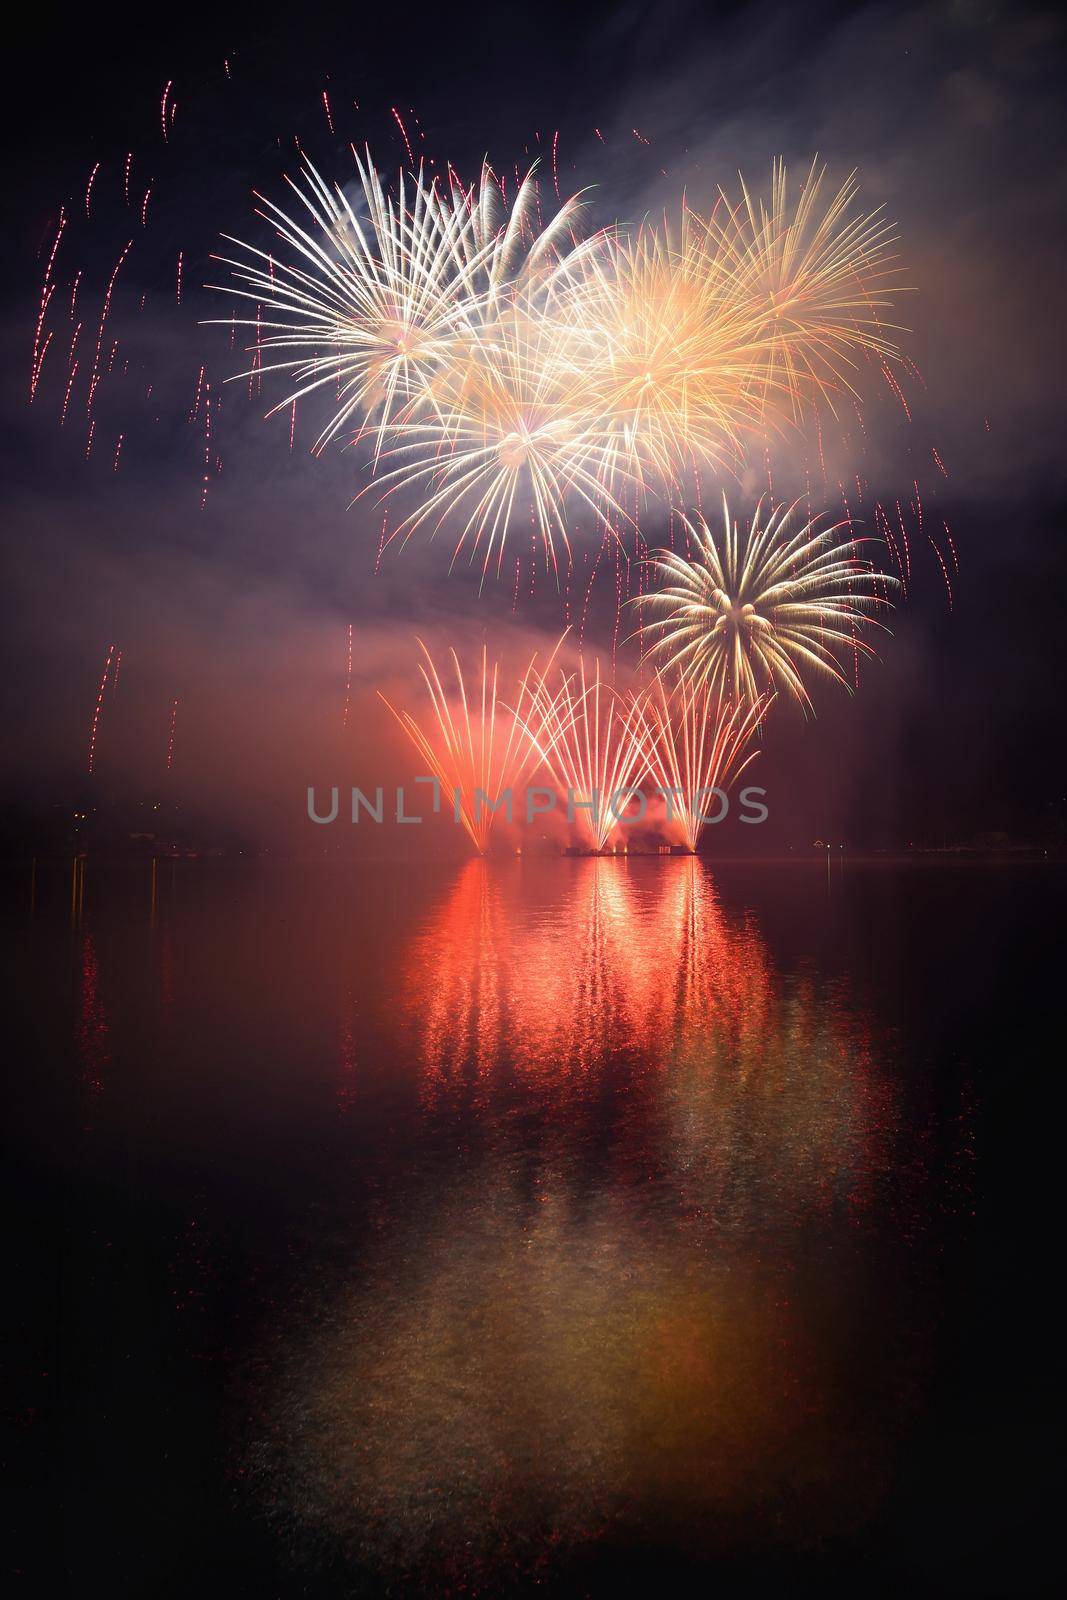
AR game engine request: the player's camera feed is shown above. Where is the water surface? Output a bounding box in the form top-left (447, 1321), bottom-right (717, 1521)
top-left (5, 858), bottom-right (1059, 1594)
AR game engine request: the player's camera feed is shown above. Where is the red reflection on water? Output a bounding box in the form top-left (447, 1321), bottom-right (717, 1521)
top-left (401, 858), bottom-right (890, 1218)
top-left (76, 931), bottom-right (110, 1128)
top-left (406, 858), bottom-right (773, 1093)
top-left (251, 861), bottom-right (912, 1586)
top-left (337, 979), bottom-right (358, 1116)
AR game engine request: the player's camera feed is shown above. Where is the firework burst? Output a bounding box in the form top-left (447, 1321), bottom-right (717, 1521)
top-left (211, 152), bottom-right (595, 457)
top-left (379, 635), bottom-right (564, 853)
top-left (638, 673), bottom-right (771, 851)
top-left (372, 284), bottom-right (628, 581)
top-left (211, 151), bottom-right (906, 572)
top-left (638, 495), bottom-right (893, 710)
top-left (517, 654), bottom-right (653, 852)
top-left (562, 209), bottom-right (770, 495)
top-left (211, 154), bottom-right (484, 452)
top-left (706, 158), bottom-right (905, 421)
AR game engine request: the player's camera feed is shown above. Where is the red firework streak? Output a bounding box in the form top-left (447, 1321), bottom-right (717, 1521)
top-left (87, 645), bottom-right (115, 774)
top-left (342, 625), bottom-right (353, 728)
top-left (166, 699), bottom-right (179, 770)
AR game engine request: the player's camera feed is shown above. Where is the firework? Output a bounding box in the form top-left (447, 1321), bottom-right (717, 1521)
top-left (379, 635), bottom-right (565, 853)
top-left (211, 152), bottom-right (594, 458)
top-left (86, 644), bottom-right (115, 774)
top-left (559, 210), bottom-right (769, 495)
top-left (32, 61), bottom-right (935, 611)
top-left (545, 163), bottom-right (903, 497)
top-left (213, 153), bottom-right (905, 570)
top-left (639, 495), bottom-right (893, 710)
top-left (517, 654), bottom-right (653, 852)
top-left (166, 698), bottom-right (179, 772)
top-left (371, 284), bottom-right (627, 580)
top-left (639, 673), bottom-right (771, 851)
top-left (705, 159), bottom-right (905, 420)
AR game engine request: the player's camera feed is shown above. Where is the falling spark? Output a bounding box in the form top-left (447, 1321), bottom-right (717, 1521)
top-left (87, 646), bottom-right (115, 774)
top-left (166, 699), bottom-right (179, 770)
top-left (342, 624), bottom-right (353, 727)
top-left (391, 107), bottom-right (415, 166)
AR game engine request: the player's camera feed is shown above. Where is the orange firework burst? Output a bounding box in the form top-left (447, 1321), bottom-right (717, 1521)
top-left (516, 654), bottom-right (653, 852)
top-left (561, 208), bottom-right (770, 495)
top-left (214, 151), bottom-right (906, 574)
top-left (379, 635), bottom-right (565, 853)
top-left (705, 158), bottom-right (906, 421)
top-left (638, 673), bottom-right (772, 851)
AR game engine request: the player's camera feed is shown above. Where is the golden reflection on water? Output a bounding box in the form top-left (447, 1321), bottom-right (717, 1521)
top-left (253, 859), bottom-right (907, 1582)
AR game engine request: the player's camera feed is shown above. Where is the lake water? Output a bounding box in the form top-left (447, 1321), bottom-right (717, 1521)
top-left (5, 857), bottom-right (1059, 1594)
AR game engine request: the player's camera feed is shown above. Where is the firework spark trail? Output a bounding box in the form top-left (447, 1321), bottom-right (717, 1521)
top-left (927, 533), bottom-right (954, 610)
top-left (189, 365), bottom-right (205, 423)
top-left (87, 646), bottom-right (115, 774)
top-left (31, 211), bottom-right (66, 400)
top-left (87, 241), bottom-right (133, 416)
top-left (639, 673), bottom-right (771, 851)
top-left (342, 623), bottom-right (353, 727)
top-left (379, 635), bottom-right (567, 852)
top-left (391, 107), bottom-right (415, 166)
top-left (881, 361), bottom-right (912, 420)
top-left (31, 325), bottom-right (54, 397)
top-left (874, 502), bottom-right (908, 600)
top-left (942, 519), bottom-right (959, 572)
top-left (895, 499), bottom-right (912, 580)
top-left (166, 699), bottom-right (179, 770)
top-left (84, 163), bottom-right (100, 220)
top-left (638, 495), bottom-right (894, 711)
top-left (200, 379), bottom-right (212, 510)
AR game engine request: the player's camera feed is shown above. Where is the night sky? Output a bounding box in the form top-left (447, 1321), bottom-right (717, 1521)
top-left (4, 0), bottom-right (1066, 853)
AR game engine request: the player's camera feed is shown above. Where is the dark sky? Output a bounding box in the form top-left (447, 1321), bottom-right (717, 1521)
top-left (2, 0), bottom-right (1066, 852)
